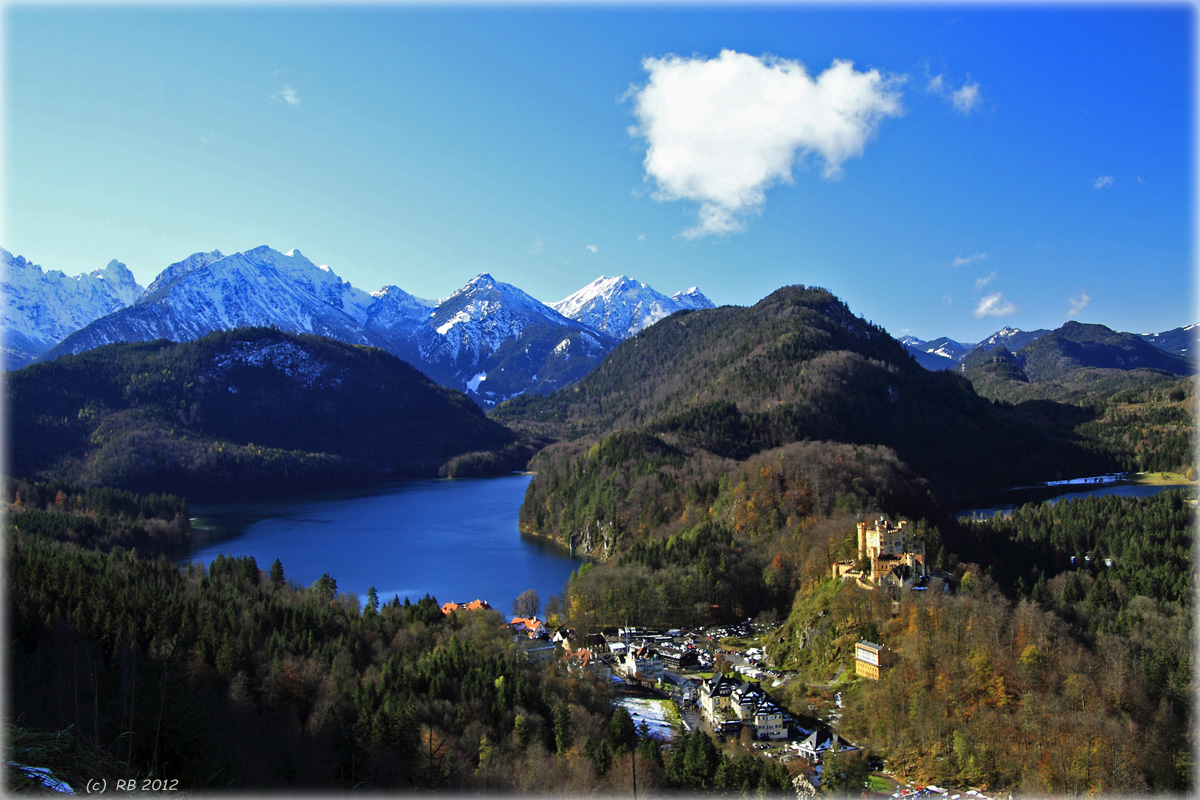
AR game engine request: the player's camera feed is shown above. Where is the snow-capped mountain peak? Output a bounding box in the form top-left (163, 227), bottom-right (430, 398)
top-left (42, 245), bottom-right (383, 361)
top-left (145, 250), bottom-right (224, 296)
top-left (1, 247), bottom-right (147, 368)
top-left (975, 326), bottom-right (1048, 354)
top-left (900, 326), bottom-right (1054, 371)
top-left (551, 274), bottom-right (712, 339)
top-left (17, 246), bottom-right (728, 406)
top-left (403, 272), bottom-right (619, 404)
top-left (96, 259), bottom-right (142, 305)
top-left (429, 273), bottom-right (565, 344)
top-left (993, 326), bottom-right (1021, 339)
top-left (671, 287), bottom-right (715, 310)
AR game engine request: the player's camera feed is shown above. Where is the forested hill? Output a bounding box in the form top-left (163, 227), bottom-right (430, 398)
top-left (497, 285), bottom-right (1105, 503)
top-left (6, 328), bottom-right (528, 500)
top-left (1020, 321), bottom-right (1192, 381)
top-left (961, 319), bottom-right (1192, 399)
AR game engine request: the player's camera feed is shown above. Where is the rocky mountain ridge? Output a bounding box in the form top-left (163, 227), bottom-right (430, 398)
top-left (902, 322), bottom-right (1194, 372)
top-left (19, 245), bottom-right (703, 405)
top-left (2, 247), bottom-right (145, 369)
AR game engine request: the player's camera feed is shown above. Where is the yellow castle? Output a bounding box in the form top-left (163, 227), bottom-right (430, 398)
top-left (833, 516), bottom-right (926, 584)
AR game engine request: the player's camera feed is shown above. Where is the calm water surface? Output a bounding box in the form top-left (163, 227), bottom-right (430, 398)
top-left (186, 474), bottom-right (582, 611)
top-left (957, 478), bottom-right (1193, 520)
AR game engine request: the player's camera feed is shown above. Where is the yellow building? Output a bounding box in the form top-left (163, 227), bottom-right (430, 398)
top-left (857, 516), bottom-right (925, 583)
top-left (854, 640), bottom-right (890, 680)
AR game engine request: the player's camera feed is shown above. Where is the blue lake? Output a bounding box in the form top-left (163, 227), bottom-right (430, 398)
top-left (957, 478), bottom-right (1193, 520)
top-left (185, 474), bottom-right (583, 612)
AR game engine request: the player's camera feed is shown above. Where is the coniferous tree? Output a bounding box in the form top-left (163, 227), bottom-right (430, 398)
top-left (553, 700), bottom-right (572, 756)
top-left (608, 705), bottom-right (638, 755)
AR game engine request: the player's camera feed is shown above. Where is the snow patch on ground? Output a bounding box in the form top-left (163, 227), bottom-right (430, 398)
top-left (437, 309), bottom-right (473, 336)
top-left (467, 372), bottom-right (487, 392)
top-left (615, 697), bottom-right (677, 742)
top-left (212, 340), bottom-right (344, 388)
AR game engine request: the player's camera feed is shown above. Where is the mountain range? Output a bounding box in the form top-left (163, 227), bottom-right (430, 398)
top-left (550, 275), bottom-right (713, 339)
top-left (901, 322), bottom-right (1195, 373)
top-left (9, 245), bottom-right (711, 405)
top-left (1, 247), bottom-right (144, 370)
top-left (5, 243), bottom-right (1192, 407)
top-left (499, 285), bottom-right (1112, 533)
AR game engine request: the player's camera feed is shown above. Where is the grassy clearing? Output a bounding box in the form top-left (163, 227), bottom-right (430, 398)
top-left (829, 664), bottom-right (856, 687)
top-left (718, 636), bottom-right (756, 651)
top-left (1132, 471), bottom-right (1196, 485)
top-left (868, 774), bottom-right (893, 793)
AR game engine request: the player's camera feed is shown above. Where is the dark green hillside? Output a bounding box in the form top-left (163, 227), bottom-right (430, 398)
top-left (1020, 321), bottom-right (1191, 382)
top-left (958, 324), bottom-right (1195, 474)
top-left (1072, 378), bottom-right (1195, 472)
top-left (497, 285), bottom-right (1119, 637)
top-left (961, 322), bottom-right (1192, 404)
top-left (7, 328), bottom-right (527, 500)
top-left (960, 344), bottom-right (1026, 376)
top-left (494, 305), bottom-right (745, 438)
top-left (526, 435), bottom-right (941, 626)
top-left (500, 285), bottom-right (1104, 504)
top-left (497, 288), bottom-right (919, 438)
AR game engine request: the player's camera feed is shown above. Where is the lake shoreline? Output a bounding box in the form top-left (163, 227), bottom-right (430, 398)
top-left (957, 473), bottom-right (1195, 520)
top-left (182, 473), bottom-right (583, 614)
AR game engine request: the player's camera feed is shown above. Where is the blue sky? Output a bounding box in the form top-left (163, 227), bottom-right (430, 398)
top-left (3, 3), bottom-right (1195, 342)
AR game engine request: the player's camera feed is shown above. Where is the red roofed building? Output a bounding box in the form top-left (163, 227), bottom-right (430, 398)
top-left (441, 599), bottom-right (494, 615)
top-left (509, 616), bottom-right (549, 639)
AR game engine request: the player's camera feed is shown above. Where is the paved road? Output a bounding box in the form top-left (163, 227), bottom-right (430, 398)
top-left (679, 705), bottom-right (700, 732)
top-left (796, 664), bottom-right (847, 690)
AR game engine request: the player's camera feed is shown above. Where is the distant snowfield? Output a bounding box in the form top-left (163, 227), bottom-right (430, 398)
top-left (466, 372), bottom-right (487, 392)
top-left (616, 697), bottom-right (678, 741)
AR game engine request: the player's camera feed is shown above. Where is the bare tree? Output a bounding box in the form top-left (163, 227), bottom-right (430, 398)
top-left (513, 589), bottom-right (540, 619)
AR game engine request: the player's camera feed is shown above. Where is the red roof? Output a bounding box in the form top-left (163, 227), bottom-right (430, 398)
top-left (509, 617), bottom-right (546, 637)
top-left (441, 599), bottom-right (493, 615)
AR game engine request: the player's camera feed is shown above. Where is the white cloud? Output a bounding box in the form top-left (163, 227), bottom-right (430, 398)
top-left (586, 244), bottom-right (599, 253)
top-left (273, 84), bottom-right (300, 106)
top-left (629, 49), bottom-right (904, 238)
top-left (951, 80), bottom-right (982, 114)
top-left (952, 253), bottom-right (987, 268)
top-left (1137, 175), bottom-right (1146, 185)
top-left (637, 234), bottom-right (646, 242)
top-left (1093, 175), bottom-right (1114, 189)
top-left (927, 72), bottom-right (982, 115)
top-left (530, 236), bottom-right (545, 256)
top-left (974, 271), bottom-right (996, 290)
top-left (1068, 291), bottom-right (1091, 318)
top-left (975, 293), bottom-right (1017, 318)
